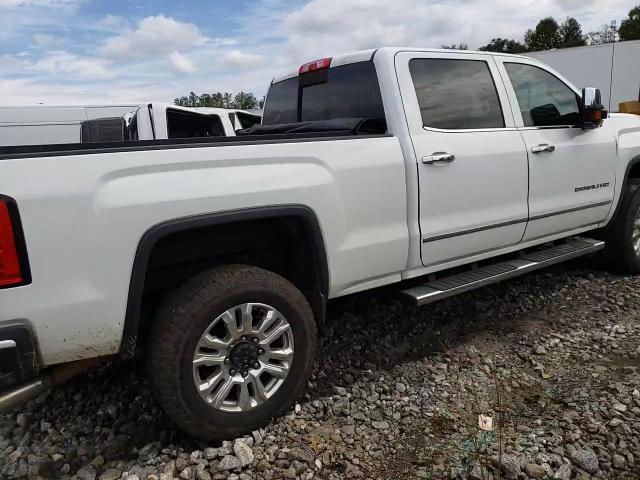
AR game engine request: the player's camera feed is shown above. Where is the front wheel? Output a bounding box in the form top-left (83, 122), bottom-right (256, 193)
top-left (601, 180), bottom-right (640, 274)
top-left (147, 264), bottom-right (316, 440)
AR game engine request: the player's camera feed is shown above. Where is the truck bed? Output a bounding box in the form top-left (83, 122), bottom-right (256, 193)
top-left (0, 118), bottom-right (386, 160)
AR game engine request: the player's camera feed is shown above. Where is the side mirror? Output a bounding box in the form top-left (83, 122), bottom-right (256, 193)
top-left (581, 87), bottom-right (607, 129)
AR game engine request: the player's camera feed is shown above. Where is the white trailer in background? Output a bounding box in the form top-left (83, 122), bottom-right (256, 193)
top-left (0, 105), bottom-right (141, 146)
top-left (527, 39), bottom-right (640, 112)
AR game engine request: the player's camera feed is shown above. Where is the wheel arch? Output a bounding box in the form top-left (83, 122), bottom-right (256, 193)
top-left (120, 204), bottom-right (329, 359)
top-left (608, 153), bottom-right (640, 225)
top-left (626, 154), bottom-right (640, 182)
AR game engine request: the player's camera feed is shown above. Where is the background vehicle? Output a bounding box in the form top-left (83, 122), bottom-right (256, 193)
top-left (1, 48), bottom-right (639, 440)
top-left (0, 104), bottom-right (262, 146)
top-left (196, 108), bottom-right (262, 131)
top-left (527, 39), bottom-right (640, 112)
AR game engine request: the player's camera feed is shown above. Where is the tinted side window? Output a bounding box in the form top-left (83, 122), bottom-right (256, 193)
top-left (409, 59), bottom-right (505, 130)
top-left (166, 110), bottom-right (226, 138)
top-left (236, 112), bottom-right (262, 129)
top-left (504, 63), bottom-right (580, 127)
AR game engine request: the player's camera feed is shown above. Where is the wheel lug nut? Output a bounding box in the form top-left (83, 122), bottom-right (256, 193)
top-left (253, 362), bottom-right (260, 369)
top-left (229, 369), bottom-right (236, 375)
top-left (241, 370), bottom-right (248, 377)
top-left (257, 348), bottom-right (264, 354)
top-left (253, 338), bottom-right (259, 343)
top-left (224, 357), bottom-right (229, 364)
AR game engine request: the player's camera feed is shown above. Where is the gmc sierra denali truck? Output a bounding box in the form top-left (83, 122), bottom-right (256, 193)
top-left (1, 48), bottom-right (640, 440)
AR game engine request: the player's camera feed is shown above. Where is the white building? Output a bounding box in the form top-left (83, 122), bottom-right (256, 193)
top-left (527, 39), bottom-right (640, 112)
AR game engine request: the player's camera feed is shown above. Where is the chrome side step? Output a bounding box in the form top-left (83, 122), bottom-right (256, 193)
top-left (401, 238), bottom-right (604, 307)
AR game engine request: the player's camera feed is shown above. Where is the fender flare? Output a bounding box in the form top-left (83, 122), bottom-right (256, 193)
top-left (120, 204), bottom-right (329, 359)
top-left (608, 154), bottom-right (640, 225)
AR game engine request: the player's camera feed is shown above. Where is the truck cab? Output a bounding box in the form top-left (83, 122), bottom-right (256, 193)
top-left (262, 48), bottom-right (636, 279)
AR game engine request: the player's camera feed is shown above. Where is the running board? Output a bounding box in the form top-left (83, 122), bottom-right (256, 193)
top-left (401, 238), bottom-right (604, 307)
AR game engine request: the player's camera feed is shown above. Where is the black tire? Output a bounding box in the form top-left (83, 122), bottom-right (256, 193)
top-left (147, 264), bottom-right (316, 440)
top-left (601, 179), bottom-right (640, 274)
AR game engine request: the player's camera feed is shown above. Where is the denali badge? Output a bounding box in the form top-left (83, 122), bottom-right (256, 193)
top-left (575, 182), bottom-right (610, 192)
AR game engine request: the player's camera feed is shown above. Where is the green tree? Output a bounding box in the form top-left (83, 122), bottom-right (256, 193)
top-left (559, 17), bottom-right (586, 47)
top-left (478, 38), bottom-right (527, 53)
top-left (174, 91), bottom-right (261, 109)
top-left (619, 5), bottom-right (640, 41)
top-left (233, 92), bottom-right (258, 110)
top-left (587, 22), bottom-right (618, 44)
top-left (525, 17), bottom-right (562, 51)
top-left (441, 43), bottom-right (468, 50)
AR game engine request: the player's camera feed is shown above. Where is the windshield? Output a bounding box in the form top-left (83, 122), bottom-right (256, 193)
top-left (262, 61), bottom-right (385, 125)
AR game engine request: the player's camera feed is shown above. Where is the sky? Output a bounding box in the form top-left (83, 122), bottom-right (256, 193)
top-left (0, 0), bottom-right (637, 105)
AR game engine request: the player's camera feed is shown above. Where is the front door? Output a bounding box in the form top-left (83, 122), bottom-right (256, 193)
top-left (495, 58), bottom-right (616, 242)
top-left (395, 52), bottom-right (529, 267)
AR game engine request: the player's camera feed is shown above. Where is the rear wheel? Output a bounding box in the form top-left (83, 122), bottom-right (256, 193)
top-left (601, 180), bottom-right (640, 274)
top-left (147, 264), bottom-right (316, 440)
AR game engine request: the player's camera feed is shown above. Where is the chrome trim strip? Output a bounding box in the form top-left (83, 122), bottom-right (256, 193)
top-left (518, 125), bottom-right (575, 131)
top-left (421, 125), bottom-right (519, 133)
top-left (404, 239), bottom-right (605, 306)
top-left (0, 340), bottom-right (17, 350)
top-left (422, 218), bottom-right (528, 243)
top-left (422, 201), bottom-right (612, 244)
top-left (529, 201), bottom-right (612, 221)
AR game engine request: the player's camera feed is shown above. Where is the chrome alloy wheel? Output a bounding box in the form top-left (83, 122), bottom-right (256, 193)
top-left (192, 303), bottom-right (294, 413)
top-left (634, 207), bottom-right (640, 256)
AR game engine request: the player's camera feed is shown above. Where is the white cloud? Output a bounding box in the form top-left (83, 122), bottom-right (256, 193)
top-left (35, 51), bottom-right (112, 79)
top-left (0, 0), bottom-right (78, 5)
top-left (99, 14), bottom-right (206, 60)
top-left (1, 0), bottom-right (636, 107)
top-left (0, 77), bottom-right (173, 105)
top-left (32, 33), bottom-right (64, 48)
top-left (0, 53), bottom-right (29, 69)
top-left (168, 51), bottom-right (197, 75)
top-left (282, 0), bottom-right (635, 61)
top-left (0, 0), bottom-right (82, 40)
top-left (222, 49), bottom-right (265, 69)
top-left (95, 14), bottom-right (130, 34)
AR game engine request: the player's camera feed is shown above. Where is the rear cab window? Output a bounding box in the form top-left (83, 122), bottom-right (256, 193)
top-left (262, 61), bottom-right (386, 126)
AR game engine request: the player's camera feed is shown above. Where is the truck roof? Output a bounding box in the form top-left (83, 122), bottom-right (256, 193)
top-left (271, 47), bottom-right (532, 84)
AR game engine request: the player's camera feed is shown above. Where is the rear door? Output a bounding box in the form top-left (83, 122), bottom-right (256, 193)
top-left (395, 51), bottom-right (529, 267)
top-left (495, 58), bottom-right (616, 241)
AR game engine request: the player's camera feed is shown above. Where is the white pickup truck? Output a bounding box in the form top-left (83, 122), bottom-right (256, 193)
top-left (1, 48), bottom-right (639, 440)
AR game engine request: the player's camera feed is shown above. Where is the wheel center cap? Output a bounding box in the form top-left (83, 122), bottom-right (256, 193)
top-left (229, 341), bottom-right (259, 370)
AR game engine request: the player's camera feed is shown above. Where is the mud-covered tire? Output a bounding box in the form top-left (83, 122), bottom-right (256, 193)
top-left (147, 264), bottom-right (316, 440)
top-left (601, 180), bottom-right (640, 274)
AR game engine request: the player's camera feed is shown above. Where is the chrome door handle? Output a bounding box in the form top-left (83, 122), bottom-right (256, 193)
top-left (531, 144), bottom-right (556, 154)
top-left (422, 152), bottom-right (455, 164)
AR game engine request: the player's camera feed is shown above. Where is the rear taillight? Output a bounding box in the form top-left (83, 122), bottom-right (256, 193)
top-left (299, 57), bottom-right (332, 75)
top-left (0, 199), bottom-right (24, 287)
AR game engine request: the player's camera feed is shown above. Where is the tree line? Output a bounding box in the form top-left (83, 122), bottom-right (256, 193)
top-left (177, 5), bottom-right (640, 107)
top-left (458, 4), bottom-right (640, 53)
top-left (174, 91), bottom-right (264, 109)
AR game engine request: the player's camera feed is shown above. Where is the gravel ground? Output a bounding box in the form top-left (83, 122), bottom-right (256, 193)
top-left (1, 259), bottom-right (640, 479)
